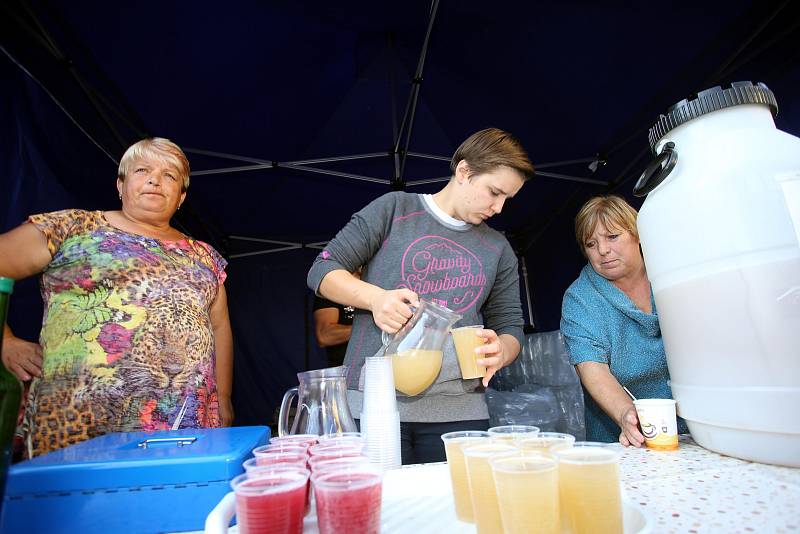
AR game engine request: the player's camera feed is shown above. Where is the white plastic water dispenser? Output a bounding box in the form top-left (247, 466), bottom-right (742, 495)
top-left (634, 81), bottom-right (800, 467)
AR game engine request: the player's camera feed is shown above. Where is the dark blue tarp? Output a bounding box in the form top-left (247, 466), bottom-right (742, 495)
top-left (2, 0), bottom-right (799, 425)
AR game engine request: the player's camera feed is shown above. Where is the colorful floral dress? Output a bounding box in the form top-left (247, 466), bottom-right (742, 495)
top-left (20, 210), bottom-right (227, 457)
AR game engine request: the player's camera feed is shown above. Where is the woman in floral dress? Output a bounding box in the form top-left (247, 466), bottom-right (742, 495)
top-left (0, 138), bottom-right (233, 458)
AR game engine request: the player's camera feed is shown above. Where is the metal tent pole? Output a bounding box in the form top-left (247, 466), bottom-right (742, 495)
top-left (391, 0), bottom-right (440, 189)
top-left (520, 256), bottom-right (536, 329)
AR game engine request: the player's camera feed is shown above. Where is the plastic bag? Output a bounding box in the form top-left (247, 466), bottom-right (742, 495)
top-left (487, 330), bottom-right (585, 439)
top-left (485, 387), bottom-right (560, 430)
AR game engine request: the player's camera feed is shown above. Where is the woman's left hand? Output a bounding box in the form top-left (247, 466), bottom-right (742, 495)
top-left (218, 396), bottom-right (234, 427)
top-left (475, 329), bottom-right (511, 387)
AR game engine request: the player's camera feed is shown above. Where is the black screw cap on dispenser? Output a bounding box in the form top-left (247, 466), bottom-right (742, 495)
top-left (648, 81), bottom-right (779, 154)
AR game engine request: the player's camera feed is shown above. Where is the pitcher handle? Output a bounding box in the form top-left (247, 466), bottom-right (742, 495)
top-left (380, 304), bottom-right (418, 348)
top-left (278, 386), bottom-right (298, 437)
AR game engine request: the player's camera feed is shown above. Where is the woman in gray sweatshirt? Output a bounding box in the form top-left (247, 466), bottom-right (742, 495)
top-left (307, 128), bottom-right (534, 463)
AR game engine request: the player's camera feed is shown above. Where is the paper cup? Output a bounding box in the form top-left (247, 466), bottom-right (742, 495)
top-left (634, 399), bottom-right (679, 451)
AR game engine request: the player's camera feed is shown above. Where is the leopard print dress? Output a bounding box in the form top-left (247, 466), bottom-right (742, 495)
top-left (20, 209), bottom-right (227, 457)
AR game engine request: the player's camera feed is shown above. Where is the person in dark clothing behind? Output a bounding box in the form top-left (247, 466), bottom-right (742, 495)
top-left (313, 297), bottom-right (355, 367)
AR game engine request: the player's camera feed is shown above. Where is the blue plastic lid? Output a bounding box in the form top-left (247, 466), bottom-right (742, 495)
top-left (0, 277), bottom-right (13, 294)
top-left (6, 426), bottom-right (270, 495)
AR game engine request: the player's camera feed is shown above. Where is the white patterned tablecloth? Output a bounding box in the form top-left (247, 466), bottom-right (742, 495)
top-left (618, 435), bottom-right (800, 533)
top-left (200, 436), bottom-right (799, 533)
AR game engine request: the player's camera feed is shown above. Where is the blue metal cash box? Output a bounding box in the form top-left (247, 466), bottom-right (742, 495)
top-left (0, 426), bottom-right (269, 533)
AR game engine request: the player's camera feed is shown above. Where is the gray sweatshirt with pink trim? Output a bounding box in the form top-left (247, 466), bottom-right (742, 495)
top-left (307, 192), bottom-right (524, 423)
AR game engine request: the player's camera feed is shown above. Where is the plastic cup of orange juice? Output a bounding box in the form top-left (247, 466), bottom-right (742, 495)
top-left (451, 325), bottom-right (487, 379)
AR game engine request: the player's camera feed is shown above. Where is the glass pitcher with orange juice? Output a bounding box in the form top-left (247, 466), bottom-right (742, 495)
top-left (382, 300), bottom-right (461, 396)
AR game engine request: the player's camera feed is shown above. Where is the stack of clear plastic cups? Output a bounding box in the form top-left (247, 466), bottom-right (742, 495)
top-left (360, 356), bottom-right (402, 470)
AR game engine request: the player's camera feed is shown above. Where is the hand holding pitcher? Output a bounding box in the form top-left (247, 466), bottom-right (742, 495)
top-left (369, 288), bottom-right (419, 334)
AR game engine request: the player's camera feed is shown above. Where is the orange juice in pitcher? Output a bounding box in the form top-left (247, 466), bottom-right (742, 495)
top-left (389, 348), bottom-right (443, 396)
top-left (382, 300), bottom-right (461, 396)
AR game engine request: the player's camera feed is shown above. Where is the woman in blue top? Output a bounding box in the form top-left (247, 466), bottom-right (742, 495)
top-left (560, 195), bottom-right (687, 445)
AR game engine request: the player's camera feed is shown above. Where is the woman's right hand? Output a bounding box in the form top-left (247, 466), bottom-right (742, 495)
top-left (369, 288), bottom-right (419, 334)
top-left (2, 335), bottom-right (43, 381)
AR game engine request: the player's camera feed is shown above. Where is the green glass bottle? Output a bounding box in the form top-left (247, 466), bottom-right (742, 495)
top-left (0, 277), bottom-right (20, 506)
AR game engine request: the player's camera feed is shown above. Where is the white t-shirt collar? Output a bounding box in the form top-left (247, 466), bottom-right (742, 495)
top-left (420, 194), bottom-right (468, 227)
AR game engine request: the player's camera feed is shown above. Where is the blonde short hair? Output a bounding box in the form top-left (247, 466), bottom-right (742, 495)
top-left (575, 195), bottom-right (639, 256)
top-left (117, 137), bottom-right (191, 191)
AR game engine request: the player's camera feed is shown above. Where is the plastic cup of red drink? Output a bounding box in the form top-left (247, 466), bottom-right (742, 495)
top-left (318, 432), bottom-right (363, 442)
top-left (230, 469), bottom-right (309, 534)
top-left (308, 440), bottom-right (364, 458)
top-left (243, 463), bottom-right (313, 516)
top-left (313, 464), bottom-right (383, 534)
top-left (309, 454), bottom-right (370, 475)
top-left (249, 450), bottom-right (308, 468)
top-left (269, 434), bottom-right (319, 448)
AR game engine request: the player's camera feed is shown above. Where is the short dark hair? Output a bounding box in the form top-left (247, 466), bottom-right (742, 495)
top-left (450, 128), bottom-right (534, 181)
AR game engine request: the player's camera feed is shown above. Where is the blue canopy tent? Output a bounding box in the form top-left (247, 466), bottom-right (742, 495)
top-left (2, 0), bottom-right (799, 426)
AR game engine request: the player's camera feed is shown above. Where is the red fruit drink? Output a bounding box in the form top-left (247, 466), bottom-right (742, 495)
top-left (251, 450), bottom-right (308, 468)
top-left (308, 441), bottom-right (363, 457)
top-left (313, 468), bottom-right (383, 534)
top-left (270, 434), bottom-right (319, 449)
top-left (243, 460), bottom-right (312, 516)
top-left (231, 470), bottom-right (308, 534)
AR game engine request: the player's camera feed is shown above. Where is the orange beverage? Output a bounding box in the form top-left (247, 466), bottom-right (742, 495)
top-left (462, 442), bottom-right (519, 534)
top-left (518, 432), bottom-right (575, 455)
top-left (390, 348), bottom-right (443, 396)
top-left (491, 455), bottom-right (560, 534)
top-left (441, 431), bottom-right (490, 522)
top-left (487, 425), bottom-right (540, 445)
top-left (451, 325), bottom-right (487, 379)
top-left (557, 443), bottom-right (622, 534)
